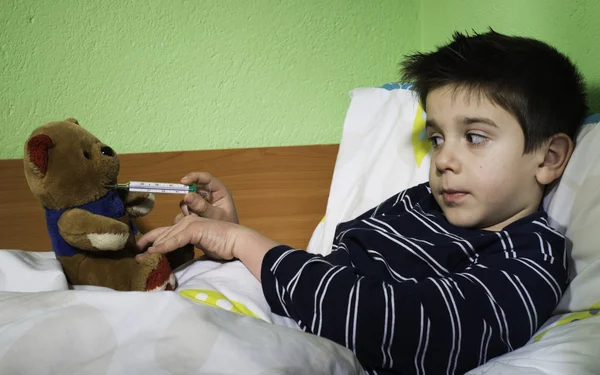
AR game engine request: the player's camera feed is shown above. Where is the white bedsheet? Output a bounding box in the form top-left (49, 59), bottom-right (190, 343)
top-left (0, 250), bottom-right (364, 375)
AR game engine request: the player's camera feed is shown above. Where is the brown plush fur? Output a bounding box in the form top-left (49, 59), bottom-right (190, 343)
top-left (23, 118), bottom-right (193, 291)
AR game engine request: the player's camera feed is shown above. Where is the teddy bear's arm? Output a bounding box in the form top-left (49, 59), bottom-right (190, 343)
top-left (58, 208), bottom-right (131, 251)
top-left (122, 192), bottom-right (155, 218)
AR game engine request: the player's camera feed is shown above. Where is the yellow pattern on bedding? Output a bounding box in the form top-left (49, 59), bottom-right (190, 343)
top-left (179, 289), bottom-right (260, 318)
top-left (533, 300), bottom-right (600, 342)
top-left (411, 103), bottom-right (430, 167)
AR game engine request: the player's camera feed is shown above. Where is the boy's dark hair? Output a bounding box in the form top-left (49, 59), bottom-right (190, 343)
top-left (401, 29), bottom-right (588, 152)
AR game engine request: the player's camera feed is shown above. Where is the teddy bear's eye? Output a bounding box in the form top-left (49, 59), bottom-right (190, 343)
top-left (100, 146), bottom-right (115, 157)
top-left (83, 151), bottom-right (91, 160)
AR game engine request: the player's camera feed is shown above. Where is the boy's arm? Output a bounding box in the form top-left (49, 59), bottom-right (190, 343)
top-left (257, 244), bottom-right (566, 374)
top-left (235, 185), bottom-right (434, 279)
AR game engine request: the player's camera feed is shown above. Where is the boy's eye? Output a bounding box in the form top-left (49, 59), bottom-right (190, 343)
top-left (466, 133), bottom-right (487, 145)
top-left (428, 135), bottom-right (443, 148)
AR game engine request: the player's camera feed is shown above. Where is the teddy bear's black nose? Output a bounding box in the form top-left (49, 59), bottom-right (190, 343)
top-left (100, 146), bottom-right (115, 157)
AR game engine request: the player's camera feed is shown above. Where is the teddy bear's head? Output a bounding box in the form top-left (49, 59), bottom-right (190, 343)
top-left (24, 118), bottom-right (120, 210)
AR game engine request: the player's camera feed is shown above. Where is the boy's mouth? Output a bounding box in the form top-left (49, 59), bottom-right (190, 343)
top-left (441, 189), bottom-right (468, 204)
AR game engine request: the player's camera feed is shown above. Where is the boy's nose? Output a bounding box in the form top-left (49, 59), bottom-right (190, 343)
top-left (434, 144), bottom-right (461, 174)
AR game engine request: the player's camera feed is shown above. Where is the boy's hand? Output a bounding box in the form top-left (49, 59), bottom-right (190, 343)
top-left (135, 215), bottom-right (281, 281)
top-left (175, 172), bottom-right (239, 224)
top-left (137, 215), bottom-right (240, 261)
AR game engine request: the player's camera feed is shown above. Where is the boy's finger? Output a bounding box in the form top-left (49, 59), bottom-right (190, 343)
top-left (150, 219), bottom-right (191, 249)
top-left (181, 172), bottom-right (225, 194)
top-left (135, 252), bottom-right (148, 263)
top-left (136, 227), bottom-right (169, 249)
top-left (184, 193), bottom-right (212, 216)
top-left (147, 234), bottom-right (189, 254)
top-left (179, 200), bottom-right (190, 216)
top-left (174, 213), bottom-right (185, 224)
top-left (150, 217), bottom-right (202, 253)
top-left (181, 172), bottom-right (212, 185)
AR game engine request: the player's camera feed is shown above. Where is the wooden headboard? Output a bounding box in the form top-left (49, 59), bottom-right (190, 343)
top-left (0, 145), bottom-right (339, 252)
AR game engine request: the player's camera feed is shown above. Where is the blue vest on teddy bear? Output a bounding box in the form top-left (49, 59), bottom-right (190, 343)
top-left (44, 190), bottom-right (139, 257)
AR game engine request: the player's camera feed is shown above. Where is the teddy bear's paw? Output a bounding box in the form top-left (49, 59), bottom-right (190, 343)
top-left (126, 193), bottom-right (155, 218)
top-left (87, 232), bottom-right (129, 250)
top-left (145, 255), bottom-right (177, 291)
top-left (147, 273), bottom-right (177, 292)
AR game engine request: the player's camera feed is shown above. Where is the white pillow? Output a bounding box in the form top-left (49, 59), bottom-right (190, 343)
top-left (308, 85), bottom-right (600, 315)
top-left (307, 85), bottom-right (430, 256)
top-left (543, 117), bottom-right (600, 313)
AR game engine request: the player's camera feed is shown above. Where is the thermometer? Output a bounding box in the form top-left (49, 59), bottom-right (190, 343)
top-left (105, 181), bottom-right (209, 195)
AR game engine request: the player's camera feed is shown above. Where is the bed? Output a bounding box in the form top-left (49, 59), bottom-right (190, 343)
top-left (0, 144), bottom-right (369, 374)
top-left (2, 84), bottom-right (600, 374)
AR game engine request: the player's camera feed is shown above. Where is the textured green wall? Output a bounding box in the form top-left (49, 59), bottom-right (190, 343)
top-left (422, 0), bottom-right (600, 112)
top-left (5, 1), bottom-right (599, 160)
top-left (1, 0), bottom-right (420, 159)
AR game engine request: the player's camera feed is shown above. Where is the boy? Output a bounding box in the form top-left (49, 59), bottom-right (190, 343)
top-left (136, 30), bottom-right (587, 374)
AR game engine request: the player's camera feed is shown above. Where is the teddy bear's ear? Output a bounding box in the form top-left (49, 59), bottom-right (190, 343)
top-left (26, 134), bottom-right (54, 177)
top-left (65, 118), bottom-right (79, 125)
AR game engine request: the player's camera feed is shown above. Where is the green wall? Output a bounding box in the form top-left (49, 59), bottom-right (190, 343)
top-left (3, 1), bottom-right (599, 160)
top-left (1, 0), bottom-right (420, 159)
top-left (422, 0), bottom-right (600, 112)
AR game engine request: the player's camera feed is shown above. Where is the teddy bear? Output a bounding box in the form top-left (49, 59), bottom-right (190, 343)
top-left (23, 118), bottom-right (194, 291)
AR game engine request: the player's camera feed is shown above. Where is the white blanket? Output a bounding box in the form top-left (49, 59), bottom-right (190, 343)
top-left (0, 250), bottom-right (364, 374)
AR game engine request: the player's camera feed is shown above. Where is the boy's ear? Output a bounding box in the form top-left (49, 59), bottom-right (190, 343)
top-left (536, 133), bottom-right (573, 185)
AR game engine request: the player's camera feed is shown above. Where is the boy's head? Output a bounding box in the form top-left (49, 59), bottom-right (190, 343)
top-left (400, 30), bottom-right (588, 231)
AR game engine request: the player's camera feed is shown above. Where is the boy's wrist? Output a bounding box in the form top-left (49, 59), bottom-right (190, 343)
top-left (232, 226), bottom-right (281, 281)
top-left (232, 227), bottom-right (279, 259)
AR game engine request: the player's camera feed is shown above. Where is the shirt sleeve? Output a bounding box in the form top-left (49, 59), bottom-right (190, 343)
top-left (261, 242), bottom-right (567, 374)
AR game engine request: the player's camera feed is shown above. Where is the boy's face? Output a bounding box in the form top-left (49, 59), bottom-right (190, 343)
top-left (425, 85), bottom-right (544, 231)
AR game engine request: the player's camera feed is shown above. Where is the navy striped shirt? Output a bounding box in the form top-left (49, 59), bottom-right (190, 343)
top-left (261, 182), bottom-right (568, 375)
